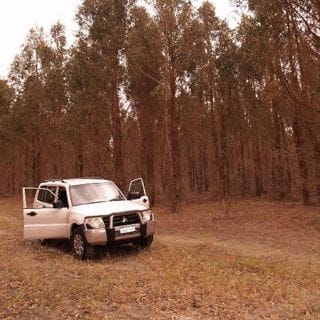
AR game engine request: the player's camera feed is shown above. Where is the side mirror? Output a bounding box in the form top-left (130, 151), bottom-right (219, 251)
top-left (127, 191), bottom-right (141, 200)
top-left (53, 199), bottom-right (65, 209)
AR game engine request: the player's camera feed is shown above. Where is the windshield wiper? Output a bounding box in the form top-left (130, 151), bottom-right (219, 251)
top-left (109, 198), bottom-right (124, 202)
top-left (78, 200), bottom-right (107, 205)
top-left (91, 200), bottom-right (108, 204)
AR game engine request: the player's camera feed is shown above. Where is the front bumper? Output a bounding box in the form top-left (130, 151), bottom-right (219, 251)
top-left (84, 220), bottom-right (155, 245)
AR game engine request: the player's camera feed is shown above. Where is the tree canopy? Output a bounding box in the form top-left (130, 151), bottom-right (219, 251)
top-left (0, 0), bottom-right (319, 211)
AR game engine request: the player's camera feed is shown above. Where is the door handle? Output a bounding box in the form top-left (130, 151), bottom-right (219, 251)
top-left (27, 211), bottom-right (37, 217)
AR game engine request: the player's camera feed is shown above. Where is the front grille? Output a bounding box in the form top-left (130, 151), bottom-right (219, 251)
top-left (112, 212), bottom-right (140, 227)
top-left (102, 216), bottom-right (110, 228)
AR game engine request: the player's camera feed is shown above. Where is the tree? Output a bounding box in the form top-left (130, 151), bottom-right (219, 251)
top-left (76, 0), bottom-right (131, 190)
top-left (126, 6), bottom-right (162, 205)
top-left (0, 80), bottom-right (14, 194)
top-left (153, 0), bottom-right (194, 211)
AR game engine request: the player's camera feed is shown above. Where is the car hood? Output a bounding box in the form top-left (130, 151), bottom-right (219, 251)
top-left (71, 200), bottom-right (147, 217)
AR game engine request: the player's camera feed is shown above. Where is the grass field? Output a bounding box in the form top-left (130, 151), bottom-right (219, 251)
top-left (0, 197), bottom-right (320, 319)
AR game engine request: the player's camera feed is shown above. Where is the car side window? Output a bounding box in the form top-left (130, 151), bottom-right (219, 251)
top-left (129, 179), bottom-right (145, 197)
top-left (37, 186), bottom-right (57, 204)
top-left (57, 187), bottom-right (68, 208)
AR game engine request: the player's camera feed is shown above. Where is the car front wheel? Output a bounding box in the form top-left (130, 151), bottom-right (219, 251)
top-left (72, 227), bottom-right (94, 260)
top-left (140, 235), bottom-right (153, 249)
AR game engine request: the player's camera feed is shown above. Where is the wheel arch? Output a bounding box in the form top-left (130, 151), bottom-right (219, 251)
top-left (70, 223), bottom-right (81, 238)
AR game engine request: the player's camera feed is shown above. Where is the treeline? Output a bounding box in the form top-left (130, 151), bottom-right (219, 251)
top-left (0, 0), bottom-right (319, 211)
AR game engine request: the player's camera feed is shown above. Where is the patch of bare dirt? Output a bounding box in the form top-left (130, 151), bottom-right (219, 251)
top-left (156, 199), bottom-right (320, 261)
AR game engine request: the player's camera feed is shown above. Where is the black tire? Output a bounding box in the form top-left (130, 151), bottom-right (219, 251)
top-left (40, 239), bottom-right (53, 246)
top-left (71, 227), bottom-right (94, 260)
top-left (140, 235), bottom-right (153, 249)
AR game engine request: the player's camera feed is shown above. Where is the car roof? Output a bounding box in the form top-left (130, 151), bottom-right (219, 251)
top-left (40, 177), bottom-right (111, 187)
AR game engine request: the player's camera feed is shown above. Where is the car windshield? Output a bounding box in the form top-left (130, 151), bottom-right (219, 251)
top-left (70, 182), bottom-right (125, 206)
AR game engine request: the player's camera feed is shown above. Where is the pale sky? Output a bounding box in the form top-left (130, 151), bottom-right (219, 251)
top-left (0, 0), bottom-right (236, 78)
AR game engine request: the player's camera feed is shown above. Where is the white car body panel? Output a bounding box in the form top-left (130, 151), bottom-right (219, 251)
top-left (71, 200), bottom-right (146, 217)
top-left (23, 207), bottom-right (69, 240)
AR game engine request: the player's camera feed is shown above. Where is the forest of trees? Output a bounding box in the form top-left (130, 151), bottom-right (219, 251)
top-left (0, 0), bottom-right (319, 211)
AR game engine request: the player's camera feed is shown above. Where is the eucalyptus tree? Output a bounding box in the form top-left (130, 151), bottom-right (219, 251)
top-left (0, 80), bottom-right (14, 194)
top-left (42, 23), bottom-right (68, 177)
top-left (126, 6), bottom-right (162, 204)
top-left (0, 80), bottom-right (12, 117)
top-left (243, 0), bottom-right (320, 204)
top-left (7, 25), bottom-right (70, 186)
top-left (153, 0), bottom-right (195, 211)
top-left (195, 3), bottom-right (222, 195)
top-left (66, 33), bottom-right (116, 178)
top-left (187, 2), bottom-right (243, 197)
top-left (285, 0), bottom-right (320, 201)
top-left (8, 28), bottom-right (51, 185)
top-left (76, 0), bottom-right (132, 190)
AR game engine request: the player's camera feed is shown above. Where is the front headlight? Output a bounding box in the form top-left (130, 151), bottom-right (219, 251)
top-left (141, 210), bottom-right (153, 223)
top-left (84, 217), bottom-right (105, 229)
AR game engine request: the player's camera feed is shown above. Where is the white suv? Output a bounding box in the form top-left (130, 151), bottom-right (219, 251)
top-left (22, 177), bottom-right (155, 259)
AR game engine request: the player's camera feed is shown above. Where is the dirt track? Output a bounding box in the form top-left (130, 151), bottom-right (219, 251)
top-left (0, 198), bottom-right (320, 319)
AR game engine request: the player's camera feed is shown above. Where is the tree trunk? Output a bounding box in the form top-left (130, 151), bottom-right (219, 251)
top-left (292, 115), bottom-right (310, 205)
top-left (272, 107), bottom-right (285, 199)
top-left (110, 71), bottom-right (125, 191)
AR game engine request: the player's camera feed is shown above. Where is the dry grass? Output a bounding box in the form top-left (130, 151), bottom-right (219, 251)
top-left (0, 197), bottom-right (320, 319)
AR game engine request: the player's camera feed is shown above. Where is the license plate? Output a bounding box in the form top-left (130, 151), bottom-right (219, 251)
top-left (119, 226), bottom-right (135, 234)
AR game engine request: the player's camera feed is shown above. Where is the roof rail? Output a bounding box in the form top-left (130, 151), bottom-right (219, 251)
top-left (77, 176), bottom-right (107, 180)
top-left (43, 178), bottom-right (63, 182)
top-left (43, 177), bottom-right (108, 183)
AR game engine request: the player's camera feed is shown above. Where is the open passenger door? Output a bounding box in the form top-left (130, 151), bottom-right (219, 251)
top-left (22, 187), bottom-right (68, 240)
top-left (127, 178), bottom-right (149, 209)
